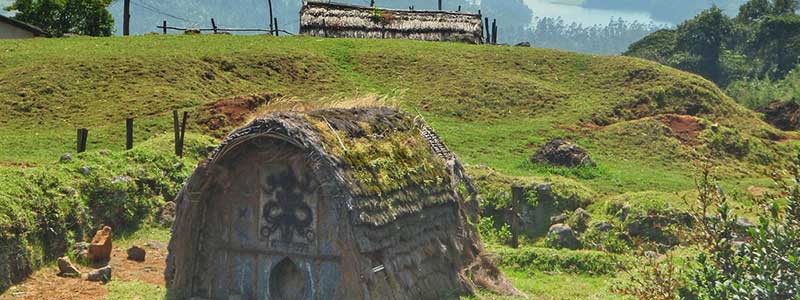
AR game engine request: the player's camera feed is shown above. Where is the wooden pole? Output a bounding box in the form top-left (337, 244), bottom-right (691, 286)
top-left (163, 20), bottom-right (167, 34)
top-left (484, 17), bottom-right (491, 44)
top-left (123, 0), bottom-right (131, 36)
top-left (77, 128), bottom-right (83, 153)
top-left (491, 19), bottom-right (498, 45)
top-left (458, 5), bottom-right (461, 11)
top-left (178, 112), bottom-right (188, 158)
top-left (173, 110), bottom-right (179, 156)
top-left (370, 0), bottom-right (374, 7)
top-left (274, 18), bottom-right (279, 36)
top-left (126, 118), bottom-right (134, 150)
top-left (438, 0), bottom-right (442, 10)
top-left (510, 185), bottom-right (525, 248)
top-left (211, 18), bottom-right (218, 34)
top-left (267, 0), bottom-right (274, 34)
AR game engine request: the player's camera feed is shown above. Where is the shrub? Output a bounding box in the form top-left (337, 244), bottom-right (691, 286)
top-left (494, 246), bottom-right (629, 275)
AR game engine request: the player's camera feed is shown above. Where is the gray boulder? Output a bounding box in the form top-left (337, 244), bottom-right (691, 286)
top-left (531, 139), bottom-right (594, 168)
top-left (57, 257), bottom-right (80, 277)
top-left (86, 266), bottom-right (112, 282)
top-left (547, 224), bottom-right (580, 250)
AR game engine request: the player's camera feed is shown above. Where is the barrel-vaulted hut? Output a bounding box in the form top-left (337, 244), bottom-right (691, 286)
top-left (300, 1), bottom-right (483, 44)
top-left (165, 107), bottom-right (515, 299)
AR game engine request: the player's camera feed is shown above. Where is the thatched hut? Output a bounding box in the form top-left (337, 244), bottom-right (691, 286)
top-left (165, 107), bottom-right (515, 299)
top-left (300, 1), bottom-right (483, 44)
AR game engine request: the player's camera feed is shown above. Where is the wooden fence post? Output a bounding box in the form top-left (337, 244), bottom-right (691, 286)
top-left (274, 17), bottom-right (279, 36)
top-left (163, 20), bottom-right (167, 34)
top-left (77, 128), bottom-right (88, 153)
top-left (484, 17), bottom-right (490, 44)
top-left (492, 19), bottom-right (498, 45)
top-left (510, 185), bottom-right (525, 248)
top-left (211, 18), bottom-right (218, 34)
top-left (178, 112), bottom-right (188, 158)
top-left (438, 0), bottom-right (442, 10)
top-left (126, 118), bottom-right (134, 150)
top-left (173, 110), bottom-right (180, 156)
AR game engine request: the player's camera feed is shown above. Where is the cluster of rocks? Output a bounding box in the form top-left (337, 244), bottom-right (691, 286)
top-left (546, 208), bottom-right (592, 250)
top-left (531, 139), bottom-right (594, 168)
top-left (56, 225), bottom-right (149, 283)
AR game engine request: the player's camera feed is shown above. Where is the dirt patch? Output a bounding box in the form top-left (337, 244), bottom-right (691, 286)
top-left (0, 162), bottom-right (36, 168)
top-left (658, 114), bottom-right (705, 145)
top-left (758, 100), bottom-right (800, 131)
top-left (0, 243), bottom-right (167, 300)
top-left (196, 93), bottom-right (278, 138)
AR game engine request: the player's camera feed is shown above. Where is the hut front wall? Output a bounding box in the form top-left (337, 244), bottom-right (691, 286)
top-left (188, 138), bottom-right (351, 300)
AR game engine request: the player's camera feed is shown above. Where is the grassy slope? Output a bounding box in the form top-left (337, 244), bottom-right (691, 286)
top-left (1, 35), bottom-right (794, 193)
top-left (0, 35), bottom-right (797, 299)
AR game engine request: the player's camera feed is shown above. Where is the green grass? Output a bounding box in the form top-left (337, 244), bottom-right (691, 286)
top-left (473, 270), bottom-right (626, 300)
top-left (0, 34), bottom-right (797, 297)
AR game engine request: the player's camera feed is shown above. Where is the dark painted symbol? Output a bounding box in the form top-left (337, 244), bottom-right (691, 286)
top-left (260, 168), bottom-right (314, 242)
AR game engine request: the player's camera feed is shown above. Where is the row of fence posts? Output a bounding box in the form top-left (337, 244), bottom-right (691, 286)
top-left (484, 18), bottom-right (498, 45)
top-left (75, 111), bottom-right (189, 157)
top-left (160, 19), bottom-right (282, 36)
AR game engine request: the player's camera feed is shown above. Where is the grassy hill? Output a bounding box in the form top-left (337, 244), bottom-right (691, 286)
top-left (1, 35), bottom-right (795, 191)
top-left (0, 35), bottom-right (798, 298)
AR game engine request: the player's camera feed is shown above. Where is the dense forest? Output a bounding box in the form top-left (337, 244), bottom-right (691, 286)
top-left (625, 0), bottom-right (800, 108)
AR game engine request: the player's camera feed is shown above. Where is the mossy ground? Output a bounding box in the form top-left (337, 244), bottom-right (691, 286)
top-left (0, 35), bottom-right (798, 299)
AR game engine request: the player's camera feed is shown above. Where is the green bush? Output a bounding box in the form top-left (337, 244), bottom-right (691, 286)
top-left (689, 164), bottom-right (800, 300)
top-left (494, 246), bottom-right (630, 275)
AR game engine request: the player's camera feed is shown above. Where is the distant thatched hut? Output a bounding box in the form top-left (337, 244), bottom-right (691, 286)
top-left (300, 1), bottom-right (483, 44)
top-left (166, 107), bottom-right (516, 299)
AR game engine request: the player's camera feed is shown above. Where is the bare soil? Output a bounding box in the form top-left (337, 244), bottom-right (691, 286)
top-left (658, 114), bottom-right (704, 145)
top-left (0, 243), bottom-right (167, 300)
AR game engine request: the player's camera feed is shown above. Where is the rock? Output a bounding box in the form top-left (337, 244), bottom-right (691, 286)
top-left (59, 153), bottom-right (73, 163)
top-left (568, 208), bottom-right (592, 232)
top-left (73, 242), bottom-right (90, 262)
top-left (550, 214), bottom-right (568, 225)
top-left (547, 224), bottom-right (580, 250)
top-left (531, 139), bottom-right (594, 168)
top-left (79, 166), bottom-right (92, 175)
top-left (644, 251), bottom-right (658, 259)
top-left (616, 205), bottom-right (631, 222)
top-left (88, 226), bottom-right (113, 263)
top-left (110, 175), bottom-right (132, 184)
top-left (593, 221), bottom-right (613, 232)
top-left (86, 266), bottom-right (112, 282)
top-left (514, 41), bottom-right (531, 47)
top-left (145, 241), bottom-right (167, 250)
top-left (184, 28), bottom-right (201, 35)
top-left (757, 100), bottom-right (800, 131)
top-left (736, 217), bottom-right (755, 229)
top-left (56, 257), bottom-right (80, 277)
top-left (99, 150), bottom-right (111, 155)
top-left (127, 246), bottom-right (146, 262)
top-left (159, 201), bottom-right (177, 226)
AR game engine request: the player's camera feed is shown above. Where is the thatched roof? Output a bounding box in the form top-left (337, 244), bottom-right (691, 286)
top-left (300, 1), bottom-right (483, 44)
top-left (209, 107), bottom-right (468, 226)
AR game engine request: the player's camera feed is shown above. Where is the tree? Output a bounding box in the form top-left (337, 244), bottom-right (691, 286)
top-left (675, 6), bottom-right (733, 84)
top-left (736, 0), bottom-right (772, 23)
top-left (773, 0), bottom-right (799, 14)
top-left (8, 0), bottom-right (113, 37)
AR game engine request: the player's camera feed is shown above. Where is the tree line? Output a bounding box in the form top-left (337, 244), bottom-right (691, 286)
top-left (626, 0), bottom-right (800, 107)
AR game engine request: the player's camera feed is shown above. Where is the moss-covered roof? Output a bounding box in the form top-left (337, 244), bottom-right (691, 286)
top-left (209, 107), bottom-right (461, 226)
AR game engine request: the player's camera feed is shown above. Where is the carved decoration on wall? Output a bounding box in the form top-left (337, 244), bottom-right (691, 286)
top-left (260, 167), bottom-right (315, 244)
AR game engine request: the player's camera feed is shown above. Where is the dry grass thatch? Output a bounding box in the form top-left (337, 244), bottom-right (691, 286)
top-left (300, 1), bottom-right (483, 44)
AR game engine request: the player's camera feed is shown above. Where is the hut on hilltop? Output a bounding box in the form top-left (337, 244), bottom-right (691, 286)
top-left (165, 107), bottom-right (516, 299)
top-left (300, 1), bottom-right (483, 44)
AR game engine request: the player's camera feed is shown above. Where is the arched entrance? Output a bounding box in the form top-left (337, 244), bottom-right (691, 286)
top-left (269, 257), bottom-right (306, 300)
